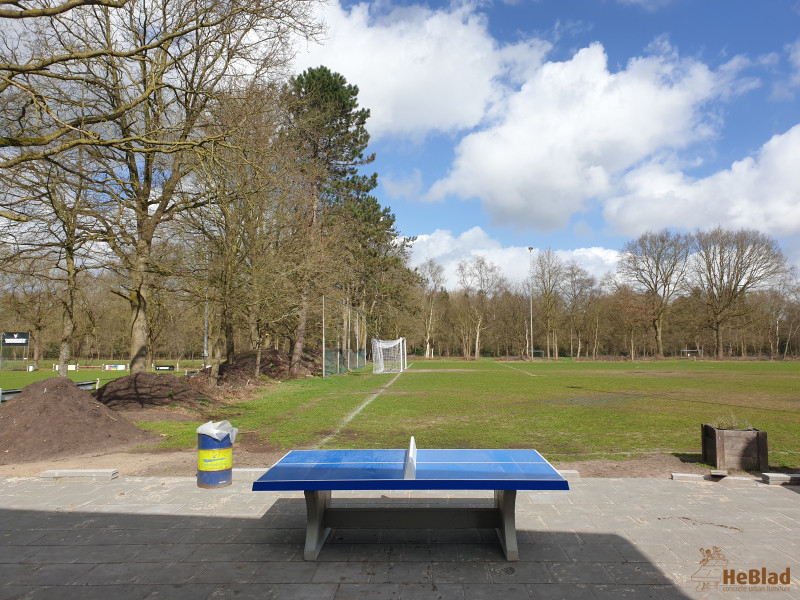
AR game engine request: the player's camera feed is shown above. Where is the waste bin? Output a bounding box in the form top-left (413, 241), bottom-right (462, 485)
top-left (196, 420), bottom-right (238, 488)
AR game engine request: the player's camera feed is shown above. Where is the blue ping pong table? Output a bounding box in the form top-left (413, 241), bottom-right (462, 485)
top-left (252, 439), bottom-right (569, 560)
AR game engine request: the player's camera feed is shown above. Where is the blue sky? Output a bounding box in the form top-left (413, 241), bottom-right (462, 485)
top-left (293, 0), bottom-right (800, 287)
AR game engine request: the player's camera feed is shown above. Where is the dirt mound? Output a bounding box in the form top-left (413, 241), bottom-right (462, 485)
top-left (93, 372), bottom-right (215, 412)
top-left (217, 349), bottom-right (319, 383)
top-left (0, 378), bottom-right (159, 465)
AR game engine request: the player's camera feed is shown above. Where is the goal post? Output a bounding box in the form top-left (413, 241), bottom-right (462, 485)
top-left (371, 337), bottom-right (407, 374)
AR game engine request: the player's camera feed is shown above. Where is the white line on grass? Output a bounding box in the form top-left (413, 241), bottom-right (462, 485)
top-left (499, 362), bottom-right (538, 377)
top-left (315, 371), bottom-right (404, 448)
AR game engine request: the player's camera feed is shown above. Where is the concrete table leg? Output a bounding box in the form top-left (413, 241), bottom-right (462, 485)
top-left (303, 490), bottom-right (331, 560)
top-left (495, 489), bottom-right (518, 561)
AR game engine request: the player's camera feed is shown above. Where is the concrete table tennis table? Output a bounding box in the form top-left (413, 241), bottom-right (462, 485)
top-left (252, 438), bottom-right (569, 560)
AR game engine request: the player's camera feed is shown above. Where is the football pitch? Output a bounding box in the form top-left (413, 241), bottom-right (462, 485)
top-left (146, 358), bottom-right (800, 469)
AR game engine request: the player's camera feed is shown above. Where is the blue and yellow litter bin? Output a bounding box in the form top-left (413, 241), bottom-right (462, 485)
top-left (196, 420), bottom-right (238, 488)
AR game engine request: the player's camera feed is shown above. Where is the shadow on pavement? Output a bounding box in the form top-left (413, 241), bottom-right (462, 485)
top-left (1, 496), bottom-right (696, 599)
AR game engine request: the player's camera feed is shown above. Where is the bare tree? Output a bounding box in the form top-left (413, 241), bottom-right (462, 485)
top-left (617, 229), bottom-right (690, 357)
top-left (692, 227), bottom-right (788, 359)
top-left (16, 0), bottom-right (320, 373)
top-left (0, 151), bottom-right (102, 375)
top-left (0, 0), bottom-right (128, 20)
top-left (532, 248), bottom-right (564, 359)
top-left (418, 258), bottom-right (444, 359)
top-left (563, 261), bottom-right (597, 360)
top-left (457, 255), bottom-right (504, 360)
top-left (0, 0), bottom-right (319, 166)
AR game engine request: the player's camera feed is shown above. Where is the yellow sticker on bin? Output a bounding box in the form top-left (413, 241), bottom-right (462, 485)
top-left (197, 448), bottom-right (232, 471)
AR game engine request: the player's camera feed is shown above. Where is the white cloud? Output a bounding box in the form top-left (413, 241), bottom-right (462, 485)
top-left (427, 40), bottom-right (751, 232)
top-left (409, 227), bottom-right (619, 289)
top-left (604, 123), bottom-right (800, 236)
top-left (381, 169), bottom-right (423, 200)
top-left (789, 38), bottom-right (800, 86)
top-left (292, 2), bottom-right (549, 140)
top-left (771, 38), bottom-right (800, 100)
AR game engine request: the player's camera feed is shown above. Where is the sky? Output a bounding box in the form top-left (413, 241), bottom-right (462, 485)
top-left (291, 0), bottom-right (800, 288)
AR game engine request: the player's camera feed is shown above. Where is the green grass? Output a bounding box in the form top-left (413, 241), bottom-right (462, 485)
top-left (0, 368), bottom-right (132, 389)
top-left (126, 359), bottom-right (800, 469)
top-left (0, 362), bottom-right (202, 390)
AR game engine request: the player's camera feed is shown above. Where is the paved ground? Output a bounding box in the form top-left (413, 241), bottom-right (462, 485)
top-left (1, 473), bottom-right (798, 600)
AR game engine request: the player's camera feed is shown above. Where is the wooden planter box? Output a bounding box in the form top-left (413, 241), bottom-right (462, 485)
top-left (701, 424), bottom-right (768, 472)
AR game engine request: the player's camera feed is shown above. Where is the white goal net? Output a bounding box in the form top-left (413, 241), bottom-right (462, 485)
top-left (371, 338), bottom-right (407, 374)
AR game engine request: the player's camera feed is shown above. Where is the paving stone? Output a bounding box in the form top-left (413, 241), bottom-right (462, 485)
top-left (395, 583), bottom-right (465, 600)
top-left (192, 560), bottom-right (264, 583)
top-left (559, 542), bottom-right (627, 563)
top-left (3, 475), bottom-right (800, 599)
top-left (546, 562), bottom-right (615, 584)
top-left (142, 583), bottom-right (219, 599)
top-left (271, 583), bottom-right (338, 599)
top-left (210, 583), bottom-right (278, 599)
top-left (603, 562), bottom-right (673, 585)
top-left (590, 584), bottom-right (662, 599)
top-left (311, 560), bottom-right (378, 583)
top-left (372, 561), bottom-right (434, 584)
top-left (1, 562), bottom-right (95, 585)
top-left (525, 583), bottom-right (594, 599)
top-left (251, 560), bottom-right (318, 584)
top-left (133, 562), bottom-right (206, 584)
top-left (1, 585), bottom-right (35, 600)
top-left (463, 582), bottom-right (530, 599)
top-left (334, 583), bottom-right (403, 598)
top-left (431, 561), bottom-right (491, 583)
top-left (26, 584), bottom-right (155, 600)
top-left (487, 560), bottom-right (551, 584)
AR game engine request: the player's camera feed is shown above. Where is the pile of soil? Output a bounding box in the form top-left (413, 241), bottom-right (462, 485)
top-left (217, 349), bottom-right (319, 383)
top-left (93, 372), bottom-right (215, 412)
top-left (0, 378), bottom-right (159, 465)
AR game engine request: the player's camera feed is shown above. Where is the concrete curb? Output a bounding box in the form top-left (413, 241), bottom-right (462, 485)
top-left (39, 469), bottom-right (118, 481)
top-left (762, 472), bottom-right (800, 485)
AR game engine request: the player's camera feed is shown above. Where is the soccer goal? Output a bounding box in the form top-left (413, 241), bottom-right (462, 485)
top-left (371, 338), bottom-right (407, 374)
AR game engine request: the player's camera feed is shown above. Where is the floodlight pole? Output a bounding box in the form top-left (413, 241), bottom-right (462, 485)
top-left (322, 295), bottom-right (326, 378)
top-left (203, 293), bottom-right (208, 370)
top-left (528, 246), bottom-right (534, 362)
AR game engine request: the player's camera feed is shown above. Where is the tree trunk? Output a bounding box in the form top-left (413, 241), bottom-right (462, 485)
top-left (223, 306), bottom-right (235, 364)
top-left (129, 252), bottom-right (150, 374)
top-left (58, 252), bottom-right (77, 377)
top-left (654, 316), bottom-right (664, 358)
top-left (715, 324), bottom-right (724, 359)
top-left (424, 302), bottom-right (434, 358)
top-left (545, 317), bottom-right (551, 359)
top-left (553, 329), bottom-right (558, 360)
top-left (289, 284), bottom-right (310, 377)
top-left (473, 314), bottom-right (482, 360)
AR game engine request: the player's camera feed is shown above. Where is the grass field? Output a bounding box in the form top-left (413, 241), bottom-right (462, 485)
top-left (0, 361), bottom-right (202, 390)
top-left (138, 359), bottom-right (800, 470)
top-left (0, 369), bottom-right (131, 390)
